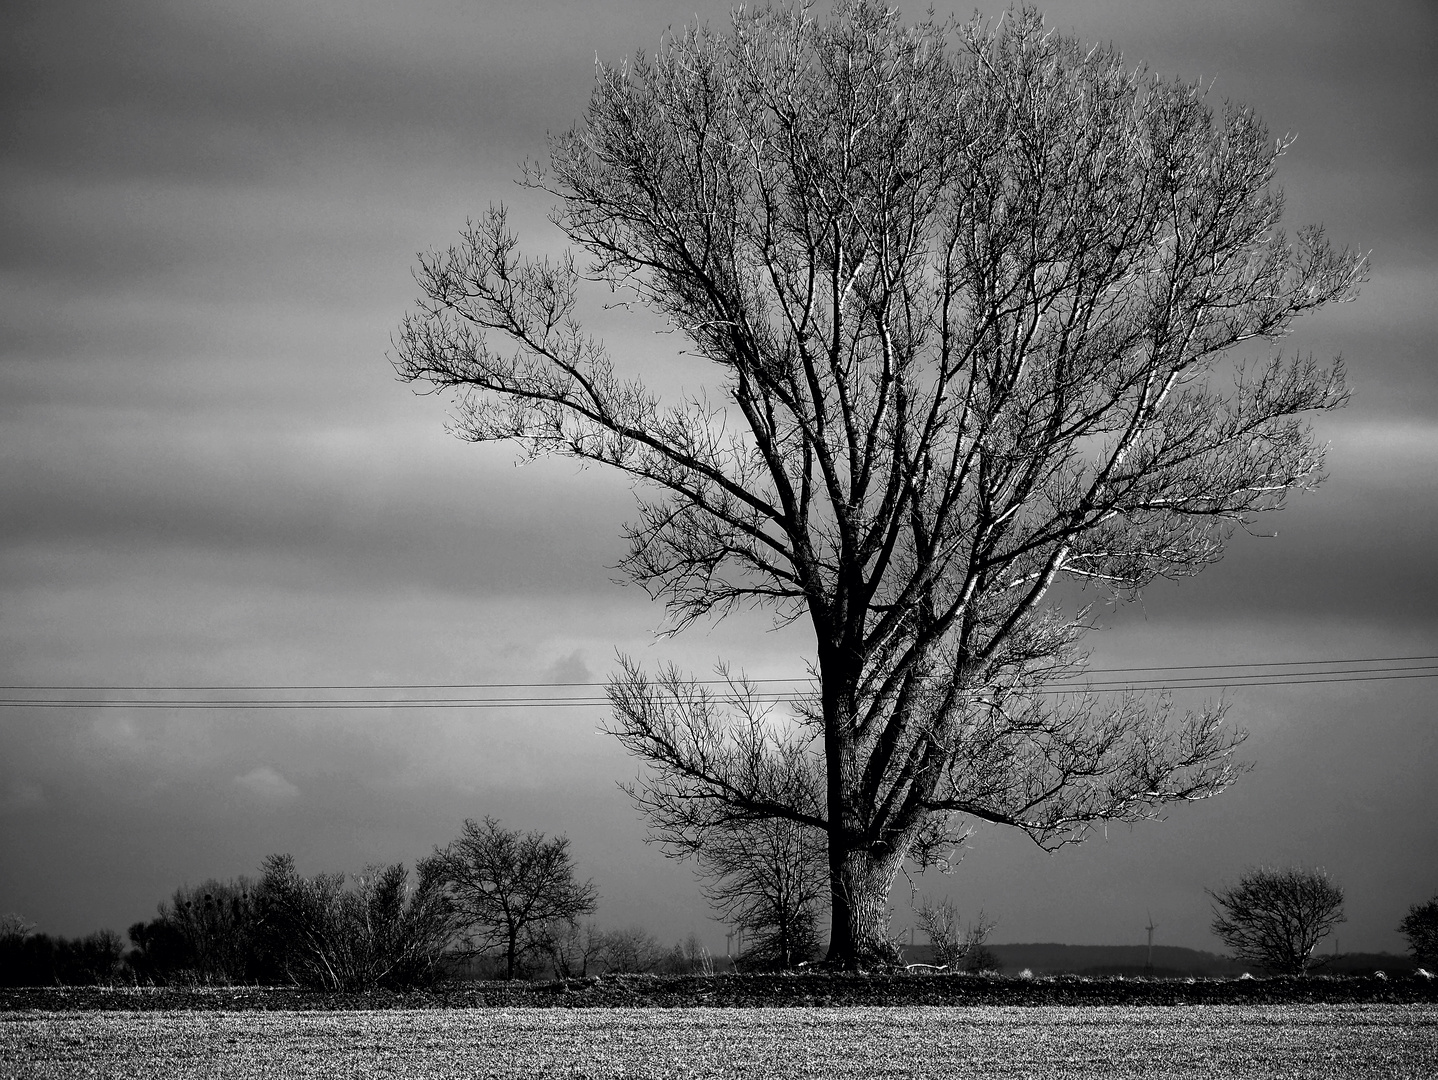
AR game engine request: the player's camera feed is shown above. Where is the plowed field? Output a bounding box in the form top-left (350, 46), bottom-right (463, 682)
top-left (3, 1004), bottom-right (1435, 1078)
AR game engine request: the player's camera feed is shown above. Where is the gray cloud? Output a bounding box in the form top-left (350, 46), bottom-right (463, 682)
top-left (233, 766), bottom-right (300, 803)
top-left (1, 0), bottom-right (607, 187)
top-left (544, 650), bottom-right (593, 685)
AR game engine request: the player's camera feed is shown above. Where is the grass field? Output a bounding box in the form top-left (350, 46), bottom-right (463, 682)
top-left (3, 1004), bottom-right (1436, 1078)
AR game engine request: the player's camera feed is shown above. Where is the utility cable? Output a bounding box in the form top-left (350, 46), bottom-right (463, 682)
top-left (5, 654), bottom-right (1437, 694)
top-left (2, 654), bottom-right (1437, 709)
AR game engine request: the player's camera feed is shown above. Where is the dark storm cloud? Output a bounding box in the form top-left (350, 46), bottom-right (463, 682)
top-left (1289, 288), bottom-right (1438, 420)
top-left (1, 0), bottom-right (593, 187)
top-left (0, 458), bottom-right (635, 598)
top-left (0, 0), bottom-right (627, 322)
top-left (1104, 419), bottom-right (1438, 627)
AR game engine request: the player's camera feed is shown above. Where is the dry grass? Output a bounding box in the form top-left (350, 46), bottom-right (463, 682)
top-left (2, 1004), bottom-right (1435, 1078)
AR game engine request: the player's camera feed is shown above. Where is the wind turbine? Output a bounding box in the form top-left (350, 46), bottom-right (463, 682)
top-left (1145, 910), bottom-right (1158, 977)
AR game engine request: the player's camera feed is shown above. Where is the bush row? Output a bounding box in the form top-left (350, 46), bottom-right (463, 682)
top-left (2, 970), bottom-right (1435, 1011)
top-left (1, 854), bottom-right (455, 990)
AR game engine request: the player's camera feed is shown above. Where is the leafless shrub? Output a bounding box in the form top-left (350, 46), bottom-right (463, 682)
top-left (596, 925), bottom-right (665, 974)
top-left (258, 854), bottom-right (459, 990)
top-left (914, 900), bottom-right (997, 972)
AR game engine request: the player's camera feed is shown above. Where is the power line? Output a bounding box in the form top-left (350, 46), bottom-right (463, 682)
top-left (5, 653), bottom-right (1436, 694)
top-left (2, 654), bottom-right (1436, 710)
top-left (1047, 661), bottom-right (1438, 689)
top-left (5, 664), bottom-right (1438, 704)
top-left (0, 681), bottom-right (624, 692)
top-left (1081, 653), bottom-right (1438, 673)
top-left (2, 700), bottom-right (611, 709)
top-left (1063, 669), bottom-right (1438, 693)
top-left (11, 655), bottom-right (1438, 696)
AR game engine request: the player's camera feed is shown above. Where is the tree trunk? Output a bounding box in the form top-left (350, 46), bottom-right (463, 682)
top-left (817, 635), bottom-right (907, 969)
top-left (825, 842), bottom-right (903, 969)
top-left (505, 926), bottom-right (519, 980)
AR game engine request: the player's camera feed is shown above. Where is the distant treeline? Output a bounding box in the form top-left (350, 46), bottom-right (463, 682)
top-left (0, 926), bottom-right (128, 986)
top-left (901, 942), bottom-right (1418, 977)
top-left (0, 847), bottom-right (714, 989)
top-left (2, 854), bottom-right (454, 989)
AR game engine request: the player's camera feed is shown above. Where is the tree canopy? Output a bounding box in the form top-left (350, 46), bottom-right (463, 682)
top-left (435, 817), bottom-right (598, 979)
top-left (1210, 866), bottom-right (1346, 975)
top-left (394, 1), bottom-right (1364, 966)
top-left (1398, 894), bottom-right (1438, 967)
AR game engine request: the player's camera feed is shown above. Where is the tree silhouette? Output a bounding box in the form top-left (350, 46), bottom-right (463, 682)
top-left (1210, 866), bottom-right (1346, 975)
top-left (436, 817), bottom-right (597, 979)
top-left (395, 2), bottom-right (1364, 965)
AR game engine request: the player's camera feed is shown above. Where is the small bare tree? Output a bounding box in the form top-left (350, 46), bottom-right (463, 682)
top-left (435, 817), bottom-right (598, 979)
top-left (1398, 894), bottom-right (1438, 968)
top-left (0, 913), bottom-right (33, 943)
top-left (538, 918), bottom-right (606, 979)
top-left (700, 815), bottom-right (829, 969)
top-left (1209, 866), bottom-right (1345, 975)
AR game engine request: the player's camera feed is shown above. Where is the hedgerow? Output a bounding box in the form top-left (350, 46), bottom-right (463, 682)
top-left (3, 970), bottom-right (1435, 1011)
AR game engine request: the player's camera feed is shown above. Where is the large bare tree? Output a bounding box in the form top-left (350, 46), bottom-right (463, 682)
top-left (394, 2), bottom-right (1364, 966)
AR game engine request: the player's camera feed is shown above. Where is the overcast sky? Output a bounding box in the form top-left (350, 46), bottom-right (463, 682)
top-left (2, 0), bottom-right (1435, 957)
